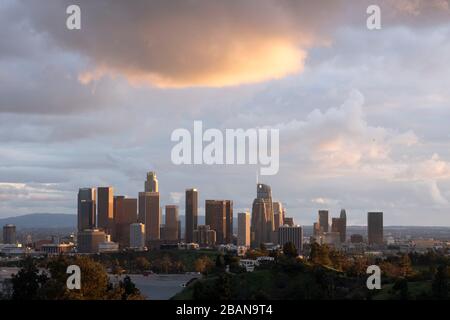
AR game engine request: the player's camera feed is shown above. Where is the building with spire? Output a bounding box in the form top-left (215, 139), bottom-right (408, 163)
top-left (251, 183), bottom-right (275, 247)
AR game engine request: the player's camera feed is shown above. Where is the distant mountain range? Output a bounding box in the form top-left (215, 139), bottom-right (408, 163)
top-left (0, 213), bottom-right (77, 229)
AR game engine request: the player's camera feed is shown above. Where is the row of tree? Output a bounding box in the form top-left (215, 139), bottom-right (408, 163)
top-left (3, 256), bottom-right (144, 300)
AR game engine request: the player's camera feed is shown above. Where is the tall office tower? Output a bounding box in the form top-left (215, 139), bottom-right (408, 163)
top-left (97, 187), bottom-right (114, 234)
top-left (284, 217), bottom-right (294, 227)
top-left (129, 223), bottom-right (145, 249)
top-left (112, 196), bottom-right (124, 244)
top-left (144, 171), bottom-right (158, 192)
top-left (368, 212), bottom-right (383, 245)
top-left (185, 188), bottom-right (198, 243)
top-left (165, 205), bottom-right (179, 241)
top-left (318, 210), bottom-right (329, 233)
top-left (273, 202), bottom-right (284, 230)
top-left (340, 209), bottom-right (347, 243)
top-left (313, 222), bottom-right (321, 238)
top-left (114, 196), bottom-right (137, 247)
top-left (331, 218), bottom-right (343, 243)
top-left (225, 200), bottom-right (233, 244)
top-left (138, 192), bottom-right (146, 224)
top-left (80, 200), bottom-right (96, 231)
top-left (257, 183), bottom-right (272, 200)
top-left (237, 212), bottom-right (250, 247)
top-left (2, 224), bottom-right (16, 244)
top-left (205, 200), bottom-right (227, 244)
top-left (278, 225), bottom-right (303, 254)
top-left (77, 229), bottom-right (106, 253)
top-left (251, 183), bottom-right (275, 247)
top-left (177, 220), bottom-right (181, 241)
top-left (77, 188), bottom-right (96, 231)
top-left (142, 192), bottom-right (160, 242)
top-left (193, 225), bottom-right (216, 247)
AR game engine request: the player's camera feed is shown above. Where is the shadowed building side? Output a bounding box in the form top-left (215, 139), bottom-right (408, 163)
top-left (185, 188), bottom-right (198, 243)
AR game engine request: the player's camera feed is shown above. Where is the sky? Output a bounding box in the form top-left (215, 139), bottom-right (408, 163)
top-left (1, 0), bottom-right (450, 225)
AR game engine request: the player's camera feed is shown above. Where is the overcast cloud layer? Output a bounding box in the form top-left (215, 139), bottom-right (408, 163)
top-left (1, 0), bottom-right (450, 226)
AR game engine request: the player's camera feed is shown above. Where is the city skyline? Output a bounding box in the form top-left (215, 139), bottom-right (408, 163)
top-left (68, 170), bottom-right (386, 254)
top-left (2, 1), bottom-right (450, 226)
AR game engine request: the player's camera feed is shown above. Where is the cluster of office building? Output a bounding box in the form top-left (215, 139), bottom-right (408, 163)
top-left (75, 171), bottom-right (306, 254)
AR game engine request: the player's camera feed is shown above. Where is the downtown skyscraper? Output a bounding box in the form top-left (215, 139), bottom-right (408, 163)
top-left (138, 172), bottom-right (160, 244)
top-left (340, 209), bottom-right (347, 243)
top-left (145, 171), bottom-right (158, 193)
top-left (318, 210), bottom-right (329, 233)
top-left (97, 187), bottom-right (114, 235)
top-left (238, 212), bottom-right (250, 247)
top-left (114, 196), bottom-right (138, 247)
top-left (185, 188), bottom-right (198, 243)
top-left (205, 200), bottom-right (233, 244)
top-left (368, 212), bottom-right (383, 245)
top-left (251, 183), bottom-right (275, 247)
top-left (77, 188), bottom-right (96, 231)
top-left (164, 205), bottom-right (179, 241)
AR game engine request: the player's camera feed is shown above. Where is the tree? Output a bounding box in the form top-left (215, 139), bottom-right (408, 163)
top-left (399, 254), bottom-right (413, 278)
top-left (111, 258), bottom-right (124, 275)
top-left (215, 254), bottom-right (226, 270)
top-left (40, 255), bottom-right (72, 299)
top-left (309, 243), bottom-right (331, 266)
top-left (135, 257), bottom-right (151, 273)
top-left (119, 276), bottom-right (144, 300)
top-left (214, 273), bottom-right (233, 300)
top-left (160, 255), bottom-right (172, 274)
top-left (282, 242), bottom-right (298, 258)
top-left (11, 257), bottom-right (48, 300)
top-left (194, 256), bottom-right (214, 275)
top-left (64, 256), bottom-right (111, 300)
top-left (392, 278), bottom-right (409, 300)
top-left (432, 265), bottom-right (449, 299)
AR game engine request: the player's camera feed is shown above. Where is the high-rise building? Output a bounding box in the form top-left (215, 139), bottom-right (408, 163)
top-left (77, 188), bottom-right (96, 231)
top-left (129, 223), bottom-right (145, 249)
top-left (278, 225), bottom-right (303, 254)
top-left (251, 183), bottom-right (274, 247)
top-left (318, 210), bottom-right (329, 233)
top-left (164, 205), bottom-right (179, 241)
top-left (77, 229), bottom-right (106, 253)
top-left (185, 188), bottom-right (198, 243)
top-left (313, 222), bottom-right (320, 238)
top-left (145, 171), bottom-right (158, 193)
top-left (205, 200), bottom-right (227, 244)
top-left (340, 209), bottom-right (347, 242)
top-left (193, 225), bottom-right (216, 247)
top-left (284, 217), bottom-right (294, 227)
top-left (139, 191), bottom-right (160, 242)
top-left (2, 224), bottom-right (16, 244)
top-left (331, 217), bottom-right (343, 243)
top-left (273, 202), bottom-right (284, 230)
top-left (225, 200), bottom-right (233, 244)
top-left (257, 183), bottom-right (272, 199)
top-left (114, 196), bottom-right (137, 247)
top-left (368, 212), bottom-right (383, 245)
top-left (97, 187), bottom-right (114, 234)
top-left (237, 212), bottom-right (250, 247)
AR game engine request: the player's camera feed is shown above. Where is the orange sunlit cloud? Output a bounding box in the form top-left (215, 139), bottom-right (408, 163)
top-left (78, 38), bottom-right (307, 88)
